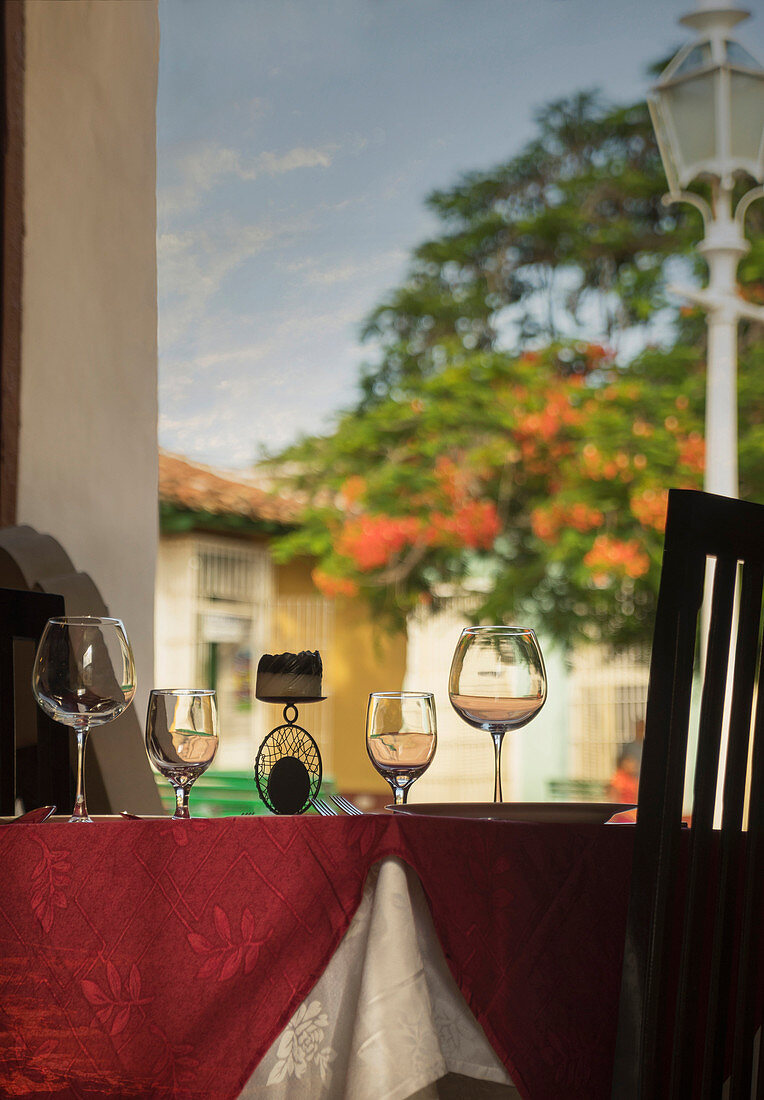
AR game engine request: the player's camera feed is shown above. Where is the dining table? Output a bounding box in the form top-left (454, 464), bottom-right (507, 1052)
top-left (0, 812), bottom-right (637, 1100)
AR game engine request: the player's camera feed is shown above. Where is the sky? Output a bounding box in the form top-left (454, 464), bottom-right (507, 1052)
top-left (157, 0), bottom-right (764, 470)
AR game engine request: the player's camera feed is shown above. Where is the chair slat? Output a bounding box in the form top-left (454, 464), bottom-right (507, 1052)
top-left (702, 563), bottom-right (764, 1098)
top-left (613, 526), bottom-right (705, 1098)
top-left (730, 577), bottom-right (764, 1100)
top-left (670, 554), bottom-right (737, 1097)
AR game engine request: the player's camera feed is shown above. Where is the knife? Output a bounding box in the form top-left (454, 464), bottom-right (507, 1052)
top-left (10, 805), bottom-right (57, 824)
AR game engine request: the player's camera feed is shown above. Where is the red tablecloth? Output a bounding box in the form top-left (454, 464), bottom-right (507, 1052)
top-left (0, 815), bottom-right (633, 1099)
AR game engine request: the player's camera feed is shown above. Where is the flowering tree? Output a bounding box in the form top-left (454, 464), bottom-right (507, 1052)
top-left (269, 90), bottom-right (764, 649)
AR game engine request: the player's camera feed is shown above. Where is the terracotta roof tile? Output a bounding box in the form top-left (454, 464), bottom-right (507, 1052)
top-left (159, 451), bottom-right (299, 525)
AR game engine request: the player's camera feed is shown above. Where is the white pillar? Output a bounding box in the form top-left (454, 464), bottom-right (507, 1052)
top-left (698, 186), bottom-right (747, 499)
top-left (704, 304), bottom-right (739, 497)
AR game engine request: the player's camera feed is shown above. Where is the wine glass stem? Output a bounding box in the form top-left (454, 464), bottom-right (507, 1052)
top-left (492, 731), bottom-right (505, 803)
top-left (173, 783), bottom-right (191, 819)
top-left (393, 784), bottom-right (409, 806)
top-left (71, 725), bottom-right (92, 822)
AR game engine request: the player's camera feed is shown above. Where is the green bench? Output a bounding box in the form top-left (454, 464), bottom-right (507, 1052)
top-left (548, 778), bottom-right (608, 802)
top-left (155, 769), bottom-right (337, 816)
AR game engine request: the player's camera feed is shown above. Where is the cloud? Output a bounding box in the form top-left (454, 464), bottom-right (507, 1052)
top-left (190, 299), bottom-right (364, 372)
top-left (158, 210), bottom-right (314, 346)
top-left (159, 318), bottom-right (360, 466)
top-left (277, 249), bottom-right (407, 289)
top-left (257, 147), bottom-right (335, 175)
top-left (160, 408), bottom-right (256, 467)
top-left (159, 141), bottom-right (339, 219)
top-left (302, 250), bottom-right (407, 287)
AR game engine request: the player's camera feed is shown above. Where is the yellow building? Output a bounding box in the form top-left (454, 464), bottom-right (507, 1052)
top-left (157, 451), bottom-right (406, 806)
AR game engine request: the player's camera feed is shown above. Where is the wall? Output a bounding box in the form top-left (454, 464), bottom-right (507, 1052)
top-left (155, 535), bottom-right (197, 690)
top-left (16, 0), bottom-right (159, 720)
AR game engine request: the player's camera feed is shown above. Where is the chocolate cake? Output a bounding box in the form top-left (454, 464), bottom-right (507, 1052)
top-left (256, 650), bottom-right (323, 701)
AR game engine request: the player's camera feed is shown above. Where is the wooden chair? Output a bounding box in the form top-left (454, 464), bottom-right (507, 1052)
top-left (612, 489), bottom-right (764, 1098)
top-left (0, 586), bottom-right (73, 814)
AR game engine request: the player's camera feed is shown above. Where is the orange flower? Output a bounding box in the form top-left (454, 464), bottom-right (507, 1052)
top-left (531, 502), bottom-right (604, 540)
top-left (678, 433), bottom-right (705, 474)
top-left (632, 420), bottom-right (653, 438)
top-left (584, 343), bottom-right (612, 365)
top-left (584, 535), bottom-right (650, 581)
top-left (435, 455), bottom-right (470, 506)
top-left (339, 476), bottom-right (366, 506)
top-left (630, 488), bottom-right (668, 532)
top-left (425, 501), bottom-right (501, 551)
top-left (338, 515), bottom-right (422, 571)
top-left (311, 568), bottom-right (359, 599)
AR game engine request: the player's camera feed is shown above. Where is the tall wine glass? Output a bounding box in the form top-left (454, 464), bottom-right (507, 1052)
top-left (145, 689), bottom-right (219, 819)
top-left (366, 691), bottom-right (437, 806)
top-left (32, 616), bottom-right (136, 823)
top-left (449, 626), bottom-right (546, 803)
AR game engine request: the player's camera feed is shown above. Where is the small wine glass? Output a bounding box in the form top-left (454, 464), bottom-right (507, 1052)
top-left (449, 626), bottom-right (546, 803)
top-left (366, 691), bottom-right (437, 806)
top-left (32, 616), bottom-right (136, 823)
top-left (145, 689), bottom-right (219, 819)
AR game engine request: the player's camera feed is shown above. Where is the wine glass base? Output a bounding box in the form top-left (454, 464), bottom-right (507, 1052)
top-left (68, 815), bottom-right (94, 823)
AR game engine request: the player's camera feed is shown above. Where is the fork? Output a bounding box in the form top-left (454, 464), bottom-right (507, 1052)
top-left (330, 795), bottom-right (363, 816)
top-left (312, 798), bottom-right (339, 816)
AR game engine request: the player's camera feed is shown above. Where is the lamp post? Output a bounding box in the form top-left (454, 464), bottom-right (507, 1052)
top-left (648, 0), bottom-right (764, 498)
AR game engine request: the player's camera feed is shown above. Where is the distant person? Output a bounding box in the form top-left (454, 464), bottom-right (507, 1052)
top-left (606, 750), bottom-right (640, 805)
top-left (620, 717), bottom-right (645, 771)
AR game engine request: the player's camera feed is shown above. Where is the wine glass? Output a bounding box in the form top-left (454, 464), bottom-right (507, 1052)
top-left (145, 689), bottom-right (219, 819)
top-left (449, 626), bottom-right (546, 803)
top-left (32, 616), bottom-right (136, 823)
top-left (366, 691), bottom-right (437, 806)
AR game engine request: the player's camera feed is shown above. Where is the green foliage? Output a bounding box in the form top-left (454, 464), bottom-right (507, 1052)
top-left (268, 86), bottom-right (764, 649)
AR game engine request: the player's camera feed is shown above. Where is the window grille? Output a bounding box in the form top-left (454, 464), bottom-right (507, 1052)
top-left (189, 538), bottom-right (275, 771)
top-left (195, 541), bottom-right (271, 605)
top-left (568, 645), bottom-right (650, 782)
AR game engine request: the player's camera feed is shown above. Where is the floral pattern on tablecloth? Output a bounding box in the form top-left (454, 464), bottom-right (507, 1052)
top-left (266, 1001), bottom-right (335, 1086)
top-left (30, 835), bottom-right (71, 932)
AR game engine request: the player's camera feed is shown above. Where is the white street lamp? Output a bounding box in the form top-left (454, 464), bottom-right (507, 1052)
top-left (648, 0), bottom-right (764, 497)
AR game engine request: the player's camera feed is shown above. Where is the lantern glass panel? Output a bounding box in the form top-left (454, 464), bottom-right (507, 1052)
top-left (662, 71), bottom-right (717, 178)
top-left (729, 70), bottom-right (764, 165)
top-left (725, 40), bottom-right (763, 71)
top-left (673, 42), bottom-right (713, 78)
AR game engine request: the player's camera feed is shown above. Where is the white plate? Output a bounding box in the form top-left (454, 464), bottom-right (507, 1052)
top-left (389, 802), bottom-right (635, 824)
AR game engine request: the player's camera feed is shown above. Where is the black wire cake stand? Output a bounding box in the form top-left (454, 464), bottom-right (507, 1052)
top-left (254, 702), bottom-right (323, 815)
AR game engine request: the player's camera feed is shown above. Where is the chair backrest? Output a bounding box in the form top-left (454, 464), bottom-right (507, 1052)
top-left (0, 586), bottom-right (73, 814)
top-left (612, 488), bottom-right (764, 1099)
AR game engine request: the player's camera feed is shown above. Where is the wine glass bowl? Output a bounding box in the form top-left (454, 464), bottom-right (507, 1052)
top-left (366, 691), bottom-right (437, 806)
top-left (32, 616), bottom-right (136, 822)
top-left (145, 689), bottom-right (219, 819)
top-left (449, 626), bottom-right (546, 803)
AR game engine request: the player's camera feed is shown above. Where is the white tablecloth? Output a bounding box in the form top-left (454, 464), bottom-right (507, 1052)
top-left (241, 857), bottom-right (519, 1100)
